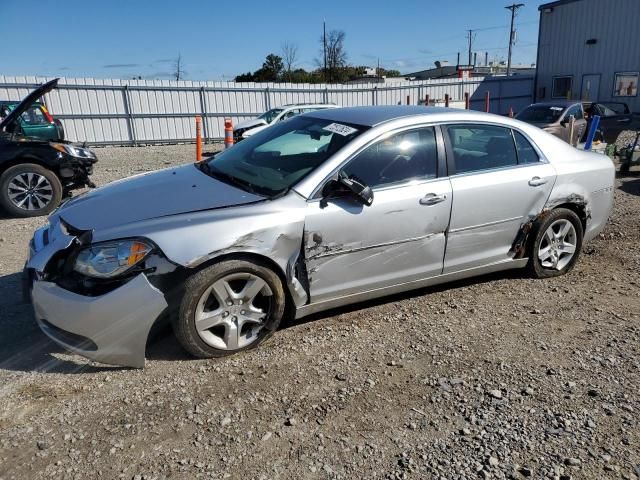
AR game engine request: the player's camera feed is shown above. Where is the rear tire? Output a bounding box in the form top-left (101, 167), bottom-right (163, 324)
top-left (173, 259), bottom-right (286, 359)
top-left (0, 163), bottom-right (63, 217)
top-left (527, 208), bottom-right (583, 279)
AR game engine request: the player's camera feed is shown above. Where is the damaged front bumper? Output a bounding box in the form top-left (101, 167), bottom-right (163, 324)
top-left (25, 220), bottom-right (167, 368)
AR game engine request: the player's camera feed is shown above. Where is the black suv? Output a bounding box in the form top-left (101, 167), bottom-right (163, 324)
top-left (0, 79), bottom-right (97, 217)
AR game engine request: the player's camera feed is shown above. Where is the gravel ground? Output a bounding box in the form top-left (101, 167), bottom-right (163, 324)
top-left (0, 142), bottom-right (639, 480)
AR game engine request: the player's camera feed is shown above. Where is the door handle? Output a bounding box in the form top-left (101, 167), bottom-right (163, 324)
top-left (617, 118), bottom-right (631, 123)
top-left (528, 176), bottom-right (548, 187)
top-left (419, 193), bottom-right (447, 205)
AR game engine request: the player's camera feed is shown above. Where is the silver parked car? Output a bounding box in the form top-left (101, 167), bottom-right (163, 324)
top-left (25, 106), bottom-right (614, 367)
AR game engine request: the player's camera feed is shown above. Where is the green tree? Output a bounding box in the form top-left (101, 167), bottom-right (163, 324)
top-left (234, 71), bottom-right (255, 82)
top-left (254, 54), bottom-right (284, 82)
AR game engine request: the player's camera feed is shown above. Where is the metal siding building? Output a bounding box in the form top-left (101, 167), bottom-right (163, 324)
top-left (535, 0), bottom-right (640, 111)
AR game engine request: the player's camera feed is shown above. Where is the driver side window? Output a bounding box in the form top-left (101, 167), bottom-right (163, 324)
top-left (342, 127), bottom-right (438, 189)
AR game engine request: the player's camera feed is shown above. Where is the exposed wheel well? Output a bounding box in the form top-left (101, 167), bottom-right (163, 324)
top-left (552, 202), bottom-right (588, 231)
top-left (0, 158), bottom-right (55, 177)
top-left (190, 252), bottom-right (296, 317)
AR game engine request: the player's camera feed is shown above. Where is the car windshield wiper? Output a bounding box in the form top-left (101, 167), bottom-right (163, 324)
top-left (204, 165), bottom-right (259, 195)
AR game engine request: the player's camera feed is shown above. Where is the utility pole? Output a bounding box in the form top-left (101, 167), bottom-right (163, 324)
top-left (323, 20), bottom-right (327, 82)
top-left (505, 3), bottom-right (524, 76)
top-left (466, 29), bottom-right (475, 66)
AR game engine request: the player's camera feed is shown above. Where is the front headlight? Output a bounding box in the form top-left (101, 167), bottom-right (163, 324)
top-left (51, 142), bottom-right (96, 159)
top-left (74, 239), bottom-right (153, 278)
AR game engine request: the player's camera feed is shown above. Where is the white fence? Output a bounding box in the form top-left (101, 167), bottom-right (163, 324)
top-left (0, 75), bottom-right (534, 146)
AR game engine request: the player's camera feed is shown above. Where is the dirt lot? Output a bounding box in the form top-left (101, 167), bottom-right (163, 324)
top-left (0, 143), bottom-right (639, 480)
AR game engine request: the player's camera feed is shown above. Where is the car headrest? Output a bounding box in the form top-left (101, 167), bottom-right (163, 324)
top-left (487, 136), bottom-right (512, 156)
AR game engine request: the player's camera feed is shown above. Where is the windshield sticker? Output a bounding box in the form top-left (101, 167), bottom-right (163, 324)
top-left (549, 107), bottom-right (564, 111)
top-left (323, 123), bottom-right (358, 136)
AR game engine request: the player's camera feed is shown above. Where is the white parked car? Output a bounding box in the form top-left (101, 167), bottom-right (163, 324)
top-left (233, 103), bottom-right (338, 142)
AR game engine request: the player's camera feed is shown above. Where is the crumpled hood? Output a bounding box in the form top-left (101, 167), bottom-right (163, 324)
top-left (52, 163), bottom-right (265, 231)
top-left (234, 118), bottom-right (267, 131)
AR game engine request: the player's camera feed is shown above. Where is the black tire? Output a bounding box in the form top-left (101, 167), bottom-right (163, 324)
top-left (173, 259), bottom-right (286, 359)
top-left (54, 119), bottom-right (65, 140)
top-left (0, 163), bottom-right (63, 217)
top-left (527, 208), bottom-right (584, 279)
top-left (620, 161), bottom-right (630, 174)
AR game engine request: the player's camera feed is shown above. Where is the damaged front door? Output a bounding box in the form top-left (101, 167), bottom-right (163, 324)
top-left (303, 126), bottom-right (452, 303)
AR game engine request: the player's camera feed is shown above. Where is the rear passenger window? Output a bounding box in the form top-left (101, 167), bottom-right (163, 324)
top-left (513, 131), bottom-right (540, 164)
top-left (446, 125), bottom-right (518, 174)
top-left (343, 127), bottom-right (438, 188)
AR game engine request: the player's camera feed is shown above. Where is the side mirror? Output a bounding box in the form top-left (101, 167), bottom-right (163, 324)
top-left (321, 172), bottom-right (374, 207)
top-left (560, 119), bottom-right (567, 128)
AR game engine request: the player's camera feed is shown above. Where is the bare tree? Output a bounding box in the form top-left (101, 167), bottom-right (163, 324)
top-left (173, 53), bottom-right (185, 81)
top-left (317, 30), bottom-right (347, 82)
top-left (281, 41), bottom-right (299, 82)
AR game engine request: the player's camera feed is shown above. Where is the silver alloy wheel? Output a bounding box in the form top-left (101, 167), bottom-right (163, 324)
top-left (195, 272), bottom-right (272, 350)
top-left (538, 219), bottom-right (577, 271)
top-left (7, 172), bottom-right (54, 211)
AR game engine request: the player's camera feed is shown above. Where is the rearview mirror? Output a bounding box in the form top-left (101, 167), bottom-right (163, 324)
top-left (321, 172), bottom-right (373, 207)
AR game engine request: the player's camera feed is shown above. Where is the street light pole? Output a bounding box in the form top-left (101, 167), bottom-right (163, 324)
top-left (323, 20), bottom-right (327, 82)
top-left (505, 3), bottom-right (524, 76)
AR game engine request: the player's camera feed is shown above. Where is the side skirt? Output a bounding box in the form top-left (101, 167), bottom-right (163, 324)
top-left (294, 258), bottom-right (529, 319)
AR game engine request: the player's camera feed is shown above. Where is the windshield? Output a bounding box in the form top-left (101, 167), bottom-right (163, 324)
top-left (258, 108), bottom-right (284, 124)
top-left (204, 115), bottom-right (366, 197)
top-left (516, 105), bottom-right (565, 123)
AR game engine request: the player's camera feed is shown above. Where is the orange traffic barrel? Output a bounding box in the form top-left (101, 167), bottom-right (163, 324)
top-left (224, 118), bottom-right (234, 149)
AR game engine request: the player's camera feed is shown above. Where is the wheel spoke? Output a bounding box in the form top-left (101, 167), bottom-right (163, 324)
top-left (538, 245), bottom-right (552, 261)
top-left (223, 320), bottom-right (240, 350)
top-left (240, 277), bottom-right (266, 303)
top-left (11, 176), bottom-right (28, 189)
top-left (211, 279), bottom-right (236, 305)
top-left (34, 175), bottom-right (47, 188)
top-left (14, 194), bottom-right (28, 208)
top-left (543, 227), bottom-right (554, 246)
top-left (561, 242), bottom-right (576, 255)
top-left (31, 194), bottom-right (42, 210)
top-left (195, 308), bottom-right (227, 331)
top-left (558, 221), bottom-right (572, 239)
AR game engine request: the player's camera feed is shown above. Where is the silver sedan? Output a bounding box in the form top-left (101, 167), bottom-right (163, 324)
top-left (25, 106), bottom-right (615, 367)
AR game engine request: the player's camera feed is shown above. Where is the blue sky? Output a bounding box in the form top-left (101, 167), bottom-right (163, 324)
top-left (1, 0), bottom-right (546, 80)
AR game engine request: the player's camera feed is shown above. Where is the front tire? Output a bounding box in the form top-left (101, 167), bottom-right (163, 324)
top-left (173, 259), bottom-right (286, 359)
top-left (527, 208), bottom-right (583, 279)
top-left (0, 163), bottom-right (63, 217)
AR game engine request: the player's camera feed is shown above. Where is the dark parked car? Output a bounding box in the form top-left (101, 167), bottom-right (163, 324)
top-left (0, 100), bottom-right (64, 141)
top-left (0, 79), bottom-right (97, 217)
top-left (583, 102), bottom-right (638, 144)
top-left (516, 101), bottom-right (587, 145)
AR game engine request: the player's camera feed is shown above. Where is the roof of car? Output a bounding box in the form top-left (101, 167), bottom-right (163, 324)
top-left (527, 101), bottom-right (580, 108)
top-left (282, 103), bottom-right (337, 107)
top-left (306, 105), bottom-right (488, 127)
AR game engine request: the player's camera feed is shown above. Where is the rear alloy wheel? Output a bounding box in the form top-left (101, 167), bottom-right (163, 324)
top-left (528, 208), bottom-right (583, 278)
top-left (0, 164), bottom-right (62, 217)
top-left (173, 259), bottom-right (286, 358)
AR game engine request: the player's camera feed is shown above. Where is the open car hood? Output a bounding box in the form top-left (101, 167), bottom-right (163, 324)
top-left (234, 118), bottom-right (268, 130)
top-left (0, 78), bottom-right (59, 131)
